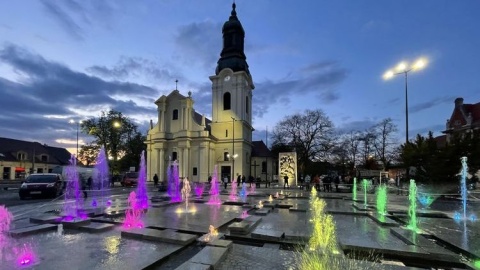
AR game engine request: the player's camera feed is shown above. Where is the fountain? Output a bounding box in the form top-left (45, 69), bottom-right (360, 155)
top-left (229, 178), bottom-right (238, 201)
top-left (407, 179), bottom-right (419, 232)
top-left (135, 151), bottom-right (148, 209)
top-left (123, 191), bottom-right (144, 229)
top-left (257, 200), bottom-right (263, 209)
top-left (239, 183), bottom-right (248, 202)
top-left (275, 191), bottom-right (279, 198)
top-left (352, 177), bottom-right (357, 201)
top-left (207, 166), bottom-right (221, 205)
top-left (179, 177), bottom-right (194, 213)
top-left (250, 183), bottom-right (256, 194)
top-left (168, 161), bottom-right (182, 202)
top-left (417, 193), bottom-right (435, 209)
top-left (241, 210), bottom-right (249, 219)
top-left (268, 195), bottom-right (273, 202)
top-left (362, 179), bottom-right (370, 206)
top-left (308, 197), bottom-right (337, 252)
top-left (63, 155), bottom-right (86, 221)
top-left (376, 184), bottom-right (388, 215)
top-left (93, 147), bottom-right (109, 208)
top-left (194, 183), bottom-right (204, 198)
top-left (0, 206), bottom-right (37, 268)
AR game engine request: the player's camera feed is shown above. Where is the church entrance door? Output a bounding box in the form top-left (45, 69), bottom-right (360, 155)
top-left (221, 166), bottom-right (231, 183)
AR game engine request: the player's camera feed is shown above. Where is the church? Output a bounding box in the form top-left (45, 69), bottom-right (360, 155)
top-left (145, 3), bottom-right (276, 183)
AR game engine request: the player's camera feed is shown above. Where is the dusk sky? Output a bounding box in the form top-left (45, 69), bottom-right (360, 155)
top-left (1, 0), bottom-right (479, 154)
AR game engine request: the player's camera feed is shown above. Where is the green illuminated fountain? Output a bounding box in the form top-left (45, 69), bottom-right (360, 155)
top-left (362, 179), bottom-right (369, 206)
top-left (352, 177), bottom-right (357, 201)
top-left (407, 179), bottom-right (419, 232)
top-left (376, 184), bottom-right (387, 215)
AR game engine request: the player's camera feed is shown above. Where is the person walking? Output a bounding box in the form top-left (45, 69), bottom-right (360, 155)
top-left (283, 175), bottom-right (289, 189)
top-left (223, 175), bottom-right (228, 190)
top-left (237, 174), bottom-right (241, 187)
top-left (153, 174), bottom-right (159, 187)
top-left (305, 174), bottom-right (311, 191)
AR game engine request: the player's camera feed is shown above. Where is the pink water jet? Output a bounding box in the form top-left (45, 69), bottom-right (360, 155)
top-left (241, 210), bottom-right (249, 219)
top-left (135, 151), bottom-right (149, 209)
top-left (63, 155), bottom-right (85, 221)
top-left (15, 243), bottom-right (36, 267)
top-left (229, 178), bottom-right (238, 201)
top-left (207, 166), bottom-right (221, 205)
top-left (93, 147), bottom-right (109, 207)
top-left (123, 191), bottom-right (144, 229)
top-left (168, 161), bottom-right (182, 203)
top-left (194, 183), bottom-right (204, 198)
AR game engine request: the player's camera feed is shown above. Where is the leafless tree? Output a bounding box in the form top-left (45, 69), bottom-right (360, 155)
top-left (372, 118), bottom-right (398, 169)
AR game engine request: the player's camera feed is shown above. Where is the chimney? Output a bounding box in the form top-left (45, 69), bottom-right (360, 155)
top-left (455, 97), bottom-right (464, 108)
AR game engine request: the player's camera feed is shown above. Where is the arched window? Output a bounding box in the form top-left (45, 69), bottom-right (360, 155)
top-left (172, 109), bottom-right (178, 120)
top-left (246, 96), bottom-right (249, 114)
top-left (223, 92), bottom-right (231, 110)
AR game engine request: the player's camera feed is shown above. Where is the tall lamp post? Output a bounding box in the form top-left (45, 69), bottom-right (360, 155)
top-left (69, 119), bottom-right (83, 157)
top-left (383, 57), bottom-right (428, 181)
top-left (228, 117), bottom-right (238, 182)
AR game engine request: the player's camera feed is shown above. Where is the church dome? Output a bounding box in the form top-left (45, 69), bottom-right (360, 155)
top-left (215, 3), bottom-right (250, 75)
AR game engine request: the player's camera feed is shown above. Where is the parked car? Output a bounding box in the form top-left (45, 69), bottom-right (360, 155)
top-left (19, 173), bottom-right (63, 199)
top-left (121, 172), bottom-right (139, 187)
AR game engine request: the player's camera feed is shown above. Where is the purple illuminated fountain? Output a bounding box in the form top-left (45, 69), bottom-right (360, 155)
top-left (123, 191), bottom-right (144, 229)
top-left (229, 178), bottom-right (238, 201)
top-left (207, 165), bottom-right (221, 205)
top-left (168, 161), bottom-right (182, 202)
top-left (63, 155), bottom-right (86, 221)
top-left (93, 147), bottom-right (109, 208)
top-left (0, 206), bottom-right (37, 268)
top-left (194, 183), bottom-right (204, 198)
top-left (241, 210), bottom-right (249, 219)
top-left (135, 151), bottom-right (148, 209)
top-left (250, 183), bottom-right (256, 194)
top-left (454, 157), bottom-right (477, 222)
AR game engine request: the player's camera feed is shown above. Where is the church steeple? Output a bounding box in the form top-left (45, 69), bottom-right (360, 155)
top-left (215, 2), bottom-right (250, 75)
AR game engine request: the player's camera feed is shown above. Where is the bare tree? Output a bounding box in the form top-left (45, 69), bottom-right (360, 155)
top-left (359, 129), bottom-right (376, 166)
top-left (272, 109), bottom-right (335, 173)
top-left (372, 118), bottom-right (398, 169)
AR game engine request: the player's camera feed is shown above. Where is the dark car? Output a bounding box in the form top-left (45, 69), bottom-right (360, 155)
top-left (121, 172), bottom-right (139, 187)
top-left (19, 173), bottom-right (63, 199)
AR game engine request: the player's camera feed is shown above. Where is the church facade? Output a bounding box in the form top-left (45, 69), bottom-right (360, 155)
top-left (146, 3), bottom-right (274, 183)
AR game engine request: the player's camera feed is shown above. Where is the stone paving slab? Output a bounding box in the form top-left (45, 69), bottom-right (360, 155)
top-left (60, 218), bottom-right (91, 229)
top-left (251, 228), bottom-right (284, 241)
top-left (276, 202), bottom-right (293, 208)
top-left (222, 201), bottom-right (246, 206)
top-left (8, 224), bottom-right (58, 237)
top-left (29, 215), bottom-right (61, 224)
top-left (262, 202), bottom-right (276, 208)
top-left (90, 216), bottom-right (123, 225)
top-left (104, 209), bottom-right (126, 218)
top-left (352, 203), bottom-right (372, 211)
top-left (284, 230), bottom-right (310, 242)
top-left (151, 202), bottom-right (171, 208)
top-left (198, 233), bottom-right (225, 244)
top-left (77, 222), bottom-right (115, 233)
top-left (206, 239), bottom-right (232, 250)
top-left (368, 213), bottom-right (399, 226)
top-left (255, 209), bottom-right (270, 216)
top-left (189, 246), bottom-right (229, 269)
top-left (175, 261), bottom-right (211, 270)
top-left (228, 221), bottom-right (252, 234)
top-left (121, 228), bottom-right (197, 245)
top-left (289, 207), bottom-right (307, 212)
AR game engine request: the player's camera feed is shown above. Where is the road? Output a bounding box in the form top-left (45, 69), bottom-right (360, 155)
top-left (0, 183), bottom-right (157, 208)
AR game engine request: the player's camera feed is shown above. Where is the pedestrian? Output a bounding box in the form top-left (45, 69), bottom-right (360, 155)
top-left (80, 174), bottom-right (88, 198)
top-left (334, 175), bottom-right (340, 192)
top-left (153, 174), bottom-right (159, 187)
top-left (283, 175), bottom-right (289, 189)
top-left (237, 174), bottom-right (241, 187)
top-left (305, 174), bottom-right (311, 191)
top-left (87, 176), bottom-right (93, 190)
top-left (242, 175), bottom-right (246, 184)
top-left (208, 175), bottom-right (212, 184)
top-left (224, 175), bottom-right (228, 189)
top-left (249, 175), bottom-right (254, 187)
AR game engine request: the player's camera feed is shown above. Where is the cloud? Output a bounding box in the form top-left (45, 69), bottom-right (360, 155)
top-left (174, 20), bottom-right (222, 70)
top-left (0, 43), bottom-right (158, 147)
top-left (39, 0), bottom-right (116, 40)
top-left (410, 124), bottom-right (445, 137)
top-left (87, 57), bottom-right (181, 85)
top-left (252, 61), bottom-right (348, 118)
top-left (410, 96), bottom-right (455, 113)
top-left (336, 119), bottom-right (377, 134)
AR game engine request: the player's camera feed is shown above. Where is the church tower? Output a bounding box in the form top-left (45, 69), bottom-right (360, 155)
top-left (210, 2), bottom-right (255, 181)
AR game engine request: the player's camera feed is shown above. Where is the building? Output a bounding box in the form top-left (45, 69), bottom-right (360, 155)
top-left (442, 97), bottom-right (480, 142)
top-left (146, 3), bottom-right (277, 183)
top-left (0, 137), bottom-right (73, 180)
top-left (250, 141), bottom-right (276, 182)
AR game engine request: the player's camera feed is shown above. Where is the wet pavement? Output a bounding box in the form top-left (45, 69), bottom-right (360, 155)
top-left (1, 184), bottom-right (480, 269)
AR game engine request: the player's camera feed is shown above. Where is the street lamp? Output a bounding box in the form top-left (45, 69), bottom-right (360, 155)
top-left (229, 117), bottom-right (238, 181)
top-left (383, 57), bottom-right (428, 181)
top-left (69, 119), bottom-right (83, 157)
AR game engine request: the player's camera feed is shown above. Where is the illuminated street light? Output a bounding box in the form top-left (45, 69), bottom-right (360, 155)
top-left (113, 121), bottom-right (121, 128)
top-left (383, 57), bottom-right (428, 181)
top-left (69, 119), bottom-right (83, 157)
